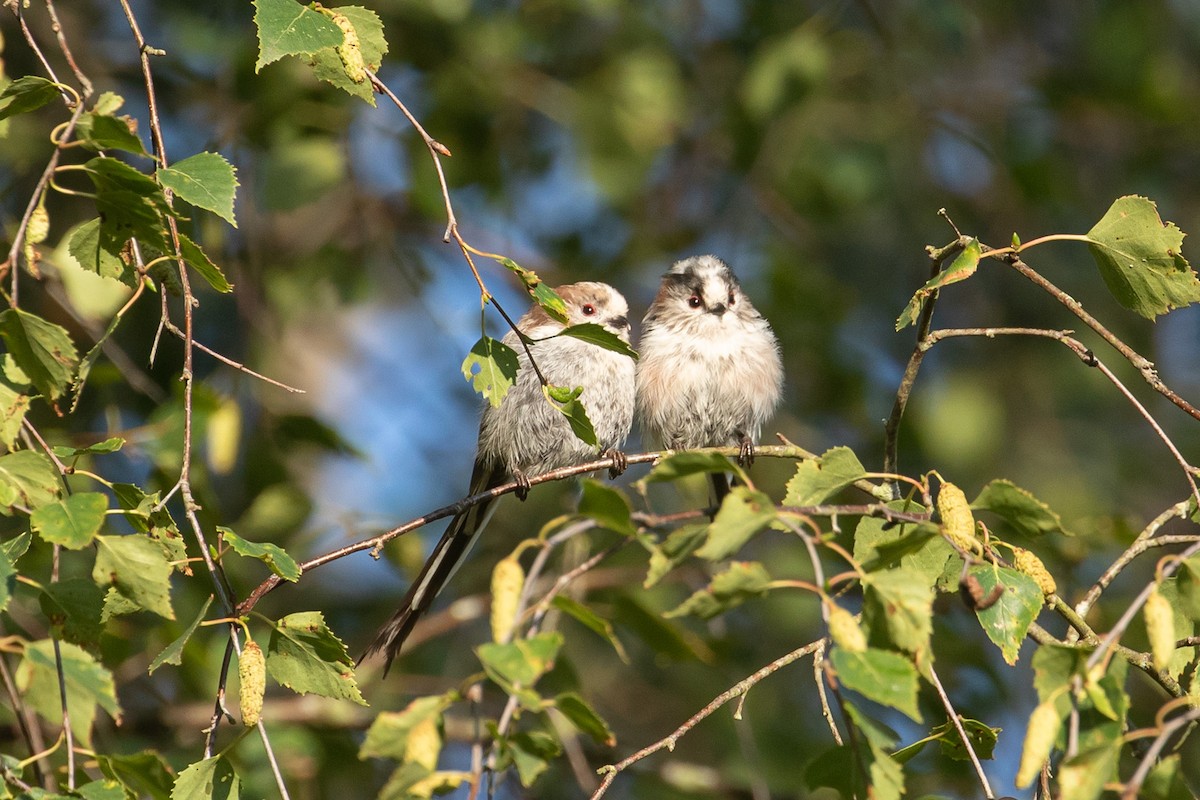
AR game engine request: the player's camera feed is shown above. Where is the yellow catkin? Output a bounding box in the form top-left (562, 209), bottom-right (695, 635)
top-left (238, 640), bottom-right (265, 727)
top-left (489, 556), bottom-right (525, 644)
top-left (1011, 545), bottom-right (1057, 597)
top-left (1016, 699), bottom-right (1061, 788)
top-left (1144, 586), bottom-right (1177, 672)
top-left (937, 482), bottom-right (978, 554)
top-left (826, 602), bottom-right (867, 653)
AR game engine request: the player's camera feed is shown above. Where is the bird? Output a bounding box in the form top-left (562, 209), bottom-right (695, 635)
top-left (362, 281), bottom-right (637, 673)
top-left (636, 254), bottom-right (783, 498)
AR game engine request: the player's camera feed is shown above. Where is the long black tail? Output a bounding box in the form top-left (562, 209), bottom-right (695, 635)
top-left (361, 464), bottom-right (501, 675)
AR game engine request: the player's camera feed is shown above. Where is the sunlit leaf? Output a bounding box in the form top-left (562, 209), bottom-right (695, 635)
top-left (0, 307), bottom-right (80, 402)
top-left (67, 218), bottom-right (135, 285)
top-left (149, 596), bottom-right (214, 674)
top-left (896, 237), bottom-right (982, 329)
top-left (170, 755), bottom-right (241, 800)
top-left (462, 336), bottom-right (518, 408)
top-left (267, 611), bottom-right (366, 705)
top-left (31, 492), bottom-right (108, 549)
top-left (783, 446), bottom-right (866, 506)
top-left (864, 567), bottom-right (934, 658)
top-left (642, 451), bottom-right (745, 484)
top-left (971, 565), bottom-right (1042, 665)
top-left (253, 0), bottom-right (343, 71)
top-left (0, 450), bottom-right (62, 512)
top-left (665, 561), bottom-right (771, 620)
top-left (178, 233), bottom-right (234, 293)
top-left (694, 488), bottom-right (777, 561)
top-left (158, 152), bottom-right (239, 226)
top-left (477, 631), bottom-right (563, 691)
top-left (220, 527), bottom-right (301, 582)
top-left (830, 646), bottom-right (921, 722)
top-left (1086, 195), bottom-right (1200, 319)
top-left (1058, 742), bottom-right (1121, 800)
top-left (18, 639), bottom-right (121, 747)
top-left (93, 534), bottom-right (175, 619)
top-left (361, 694), bottom-right (455, 761)
top-left (52, 437), bottom-right (125, 459)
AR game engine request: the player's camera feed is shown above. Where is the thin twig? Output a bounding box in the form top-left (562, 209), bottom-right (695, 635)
top-left (1120, 706), bottom-right (1200, 799)
top-left (161, 319), bottom-right (305, 394)
top-left (926, 663), bottom-right (993, 799)
top-left (0, 647), bottom-right (47, 788)
top-left (589, 640), bottom-right (824, 800)
top-left (1004, 254), bottom-right (1200, 422)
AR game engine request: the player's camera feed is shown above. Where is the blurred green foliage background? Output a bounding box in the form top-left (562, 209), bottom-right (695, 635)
top-left (3, 0), bottom-right (1200, 797)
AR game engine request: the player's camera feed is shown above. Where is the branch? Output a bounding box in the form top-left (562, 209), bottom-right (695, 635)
top-left (589, 639), bottom-right (824, 800)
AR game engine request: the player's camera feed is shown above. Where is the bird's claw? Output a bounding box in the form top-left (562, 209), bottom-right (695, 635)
top-left (605, 449), bottom-right (628, 479)
top-left (513, 469), bottom-right (531, 501)
top-left (737, 436), bottom-right (755, 468)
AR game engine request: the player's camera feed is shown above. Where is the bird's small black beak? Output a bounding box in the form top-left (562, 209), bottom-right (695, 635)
top-left (709, 303), bottom-right (727, 317)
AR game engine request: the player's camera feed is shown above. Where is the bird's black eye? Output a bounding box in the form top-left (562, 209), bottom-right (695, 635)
top-left (687, 295), bottom-right (702, 309)
top-left (581, 303), bottom-right (596, 316)
top-left (728, 291), bottom-right (736, 306)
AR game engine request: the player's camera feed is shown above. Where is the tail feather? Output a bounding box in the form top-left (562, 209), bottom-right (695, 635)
top-left (361, 462), bottom-right (502, 675)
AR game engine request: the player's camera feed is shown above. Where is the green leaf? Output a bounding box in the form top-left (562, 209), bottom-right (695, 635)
top-left (40, 579), bottom-right (106, 650)
top-left (17, 639), bottom-right (121, 747)
top-left (0, 76), bottom-right (61, 121)
top-left (896, 237), bottom-right (982, 329)
top-left (253, 0), bottom-right (344, 72)
top-left (1142, 755), bottom-right (1195, 800)
top-left (360, 693), bottom-right (455, 760)
top-left (0, 371), bottom-right (31, 448)
top-left (783, 446), bottom-right (866, 506)
top-left (266, 611), bottom-right (366, 705)
top-left (577, 479), bottom-right (636, 536)
top-left (308, 6), bottom-right (389, 105)
top-left (67, 218), bottom-right (135, 285)
top-left (219, 527), bottom-right (302, 582)
top-left (476, 631), bottom-right (563, 691)
top-left (644, 523), bottom-right (707, 588)
top-left (1176, 557), bottom-right (1200, 621)
top-left (76, 779), bottom-right (128, 800)
top-left (84, 157), bottom-right (174, 252)
top-left (462, 336), bottom-right (519, 408)
top-left (556, 323), bottom-right (638, 360)
top-left (149, 596), bottom-right (214, 674)
top-left (1058, 742), bottom-right (1121, 800)
top-left (665, 561), bottom-right (771, 620)
top-left (550, 595), bottom-right (629, 663)
top-left (501, 258), bottom-right (569, 323)
top-left (30, 492), bottom-right (108, 549)
top-left (0, 308), bottom-right (80, 402)
top-left (545, 384), bottom-right (598, 447)
top-left (96, 751), bottom-right (175, 800)
top-left (92, 534), bottom-right (175, 619)
top-left (864, 567), bottom-right (934, 657)
top-left (502, 729), bottom-right (561, 788)
top-left (972, 479), bottom-right (1069, 538)
top-left (892, 718), bottom-right (999, 764)
top-left (177, 232), bottom-right (234, 293)
top-left (552, 692), bottom-right (615, 746)
top-left (642, 450), bottom-right (745, 484)
top-left (75, 112), bottom-right (150, 156)
top-left (2, 530), bottom-right (32, 561)
top-left (854, 503), bottom-right (952, 587)
top-left (694, 487), bottom-right (777, 561)
top-left (1086, 195), bottom-right (1200, 319)
top-left (972, 565), bottom-right (1043, 664)
top-left (830, 647), bottom-right (922, 722)
top-left (1151, 578), bottom-right (1195, 679)
top-left (158, 152), bottom-right (239, 226)
top-left (52, 437), bottom-right (125, 458)
top-left (0, 545), bottom-right (15, 614)
top-left (0, 450), bottom-right (62, 512)
top-left (842, 701), bottom-right (905, 800)
top-left (170, 755), bottom-right (241, 800)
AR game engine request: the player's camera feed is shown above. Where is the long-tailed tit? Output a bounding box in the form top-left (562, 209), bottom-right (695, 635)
top-left (363, 282), bottom-right (636, 673)
top-left (636, 255), bottom-right (783, 496)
